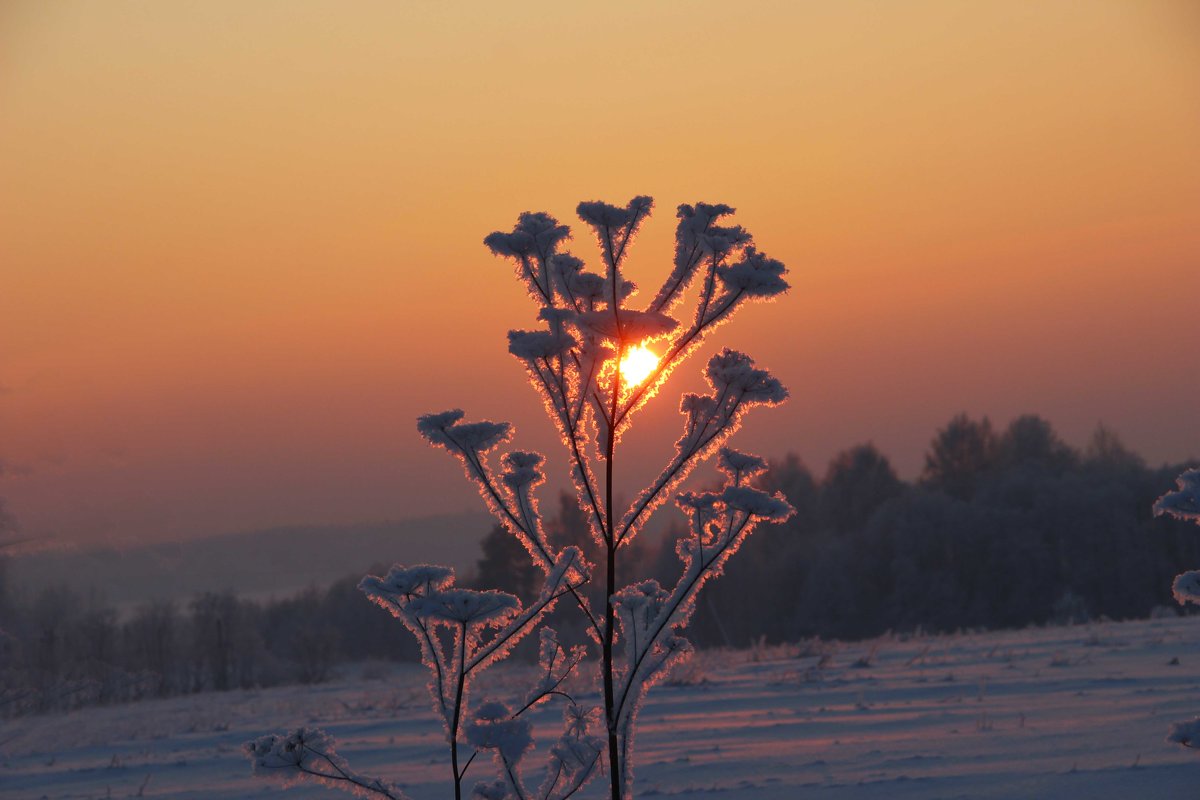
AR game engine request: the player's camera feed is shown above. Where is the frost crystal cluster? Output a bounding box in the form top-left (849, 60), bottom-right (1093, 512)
top-left (1154, 468), bottom-right (1200, 752)
top-left (1154, 469), bottom-right (1200, 608)
top-left (247, 196), bottom-right (794, 800)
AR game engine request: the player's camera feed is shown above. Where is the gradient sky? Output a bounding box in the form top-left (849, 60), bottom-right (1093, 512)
top-left (2, 1), bottom-right (1198, 548)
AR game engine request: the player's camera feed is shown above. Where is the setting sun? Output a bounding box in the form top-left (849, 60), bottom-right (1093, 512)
top-left (620, 343), bottom-right (659, 387)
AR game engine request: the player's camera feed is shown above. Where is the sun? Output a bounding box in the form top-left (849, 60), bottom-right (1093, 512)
top-left (619, 343), bottom-right (659, 387)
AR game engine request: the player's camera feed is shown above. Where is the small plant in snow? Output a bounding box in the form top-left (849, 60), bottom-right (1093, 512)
top-left (1154, 468), bottom-right (1200, 752)
top-left (1155, 469), bottom-right (1200, 608)
top-left (247, 196), bottom-right (793, 799)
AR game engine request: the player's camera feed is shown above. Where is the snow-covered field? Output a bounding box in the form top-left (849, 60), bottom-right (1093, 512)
top-left (4, 615), bottom-right (1199, 799)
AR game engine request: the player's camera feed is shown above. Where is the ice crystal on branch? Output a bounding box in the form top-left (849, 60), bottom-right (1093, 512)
top-left (359, 560), bottom-right (584, 738)
top-left (617, 349), bottom-right (788, 546)
top-left (1155, 469), bottom-right (1200, 523)
top-left (717, 246), bottom-right (789, 298)
top-left (418, 410), bottom-right (511, 454)
top-left (1155, 468), bottom-right (1200, 753)
top-left (577, 197), bottom-right (653, 229)
top-left (508, 329), bottom-right (577, 361)
top-left (1168, 719), bottom-right (1200, 749)
top-left (717, 447), bottom-right (769, 483)
top-left (465, 702), bottom-right (534, 765)
top-left (521, 627), bottom-right (587, 713)
top-left (576, 309), bottom-right (678, 343)
top-left (246, 728), bottom-right (409, 799)
top-left (247, 727), bottom-right (333, 774)
top-left (485, 212), bottom-right (572, 305)
top-left (251, 195), bottom-right (793, 800)
top-left (605, 475), bottom-right (794, 796)
top-left (1154, 469), bottom-right (1200, 611)
top-left (408, 589), bottom-right (521, 626)
top-left (1171, 571), bottom-right (1200, 606)
top-left (649, 203), bottom-right (738, 314)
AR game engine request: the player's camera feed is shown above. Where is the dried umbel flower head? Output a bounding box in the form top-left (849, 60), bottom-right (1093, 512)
top-left (1155, 469), bottom-right (1200, 523)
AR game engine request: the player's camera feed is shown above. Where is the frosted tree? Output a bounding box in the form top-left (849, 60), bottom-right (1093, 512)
top-left (1155, 469), bottom-right (1200, 751)
top-left (247, 197), bottom-right (793, 799)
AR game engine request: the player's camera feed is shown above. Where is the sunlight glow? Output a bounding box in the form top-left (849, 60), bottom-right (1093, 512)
top-left (620, 344), bottom-right (659, 387)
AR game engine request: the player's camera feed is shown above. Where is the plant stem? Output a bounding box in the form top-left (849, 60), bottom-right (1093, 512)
top-left (605, 532), bottom-right (620, 800)
top-left (451, 622), bottom-right (467, 800)
top-left (604, 342), bottom-right (623, 800)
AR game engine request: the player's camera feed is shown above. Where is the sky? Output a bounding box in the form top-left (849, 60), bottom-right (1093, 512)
top-left (2, 0), bottom-right (1198, 548)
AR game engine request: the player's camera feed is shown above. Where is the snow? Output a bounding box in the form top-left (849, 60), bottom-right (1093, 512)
top-left (4, 615), bottom-right (1199, 799)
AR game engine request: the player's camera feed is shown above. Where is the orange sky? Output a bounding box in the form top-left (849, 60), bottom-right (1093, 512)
top-left (2, 1), bottom-right (1198, 547)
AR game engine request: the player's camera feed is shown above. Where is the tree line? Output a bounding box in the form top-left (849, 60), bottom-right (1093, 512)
top-left (691, 415), bottom-right (1199, 645)
top-left (0, 574), bottom-right (425, 716)
top-left (474, 414), bottom-right (1199, 646)
top-left (1, 413), bottom-right (1195, 714)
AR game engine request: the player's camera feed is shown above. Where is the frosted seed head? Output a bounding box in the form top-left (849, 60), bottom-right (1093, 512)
top-left (1167, 718), bottom-right (1200, 749)
top-left (705, 349), bottom-right (788, 404)
top-left (538, 306), bottom-right (577, 332)
top-left (508, 329), bottom-right (576, 360)
top-left (417, 409), bottom-right (466, 447)
top-left (600, 277), bottom-right (638, 303)
top-left (613, 580), bottom-right (668, 614)
top-left (676, 491), bottom-right (721, 514)
top-left (515, 211), bottom-right (570, 252)
top-left (449, 421), bottom-right (513, 452)
top-left (409, 588), bottom-right (521, 626)
top-left (576, 309), bottom-right (678, 343)
top-left (504, 451), bottom-right (543, 470)
top-left (564, 703), bottom-right (601, 738)
top-left (484, 230), bottom-right (535, 258)
top-left (577, 200), bottom-right (633, 228)
top-left (676, 201), bottom-right (736, 225)
top-left (742, 372), bottom-right (788, 404)
top-left (501, 450), bottom-right (544, 490)
top-left (717, 246), bottom-right (789, 298)
top-left (472, 779), bottom-right (511, 800)
top-left (576, 197), bottom-right (654, 256)
top-left (680, 393), bottom-right (718, 418)
top-left (626, 195), bottom-right (654, 218)
top-left (245, 727), bottom-right (331, 773)
top-left (361, 564), bottom-right (455, 597)
top-left (577, 196), bottom-right (652, 230)
top-left (473, 701), bottom-right (510, 722)
top-left (485, 212), bottom-right (569, 259)
top-left (1172, 571), bottom-right (1200, 606)
top-left (717, 447), bottom-right (769, 479)
top-left (546, 545), bottom-right (591, 589)
top-left (550, 252), bottom-right (585, 275)
top-left (705, 349), bottom-right (755, 385)
top-left (1154, 469), bottom-right (1200, 523)
top-left (698, 225), bottom-right (751, 258)
top-left (417, 410), bottom-right (513, 455)
top-left (570, 271), bottom-right (606, 301)
top-left (465, 704), bottom-right (534, 764)
top-left (720, 486), bottom-right (795, 521)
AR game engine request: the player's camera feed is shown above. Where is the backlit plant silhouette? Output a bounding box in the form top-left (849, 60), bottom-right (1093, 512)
top-left (247, 197), bottom-right (794, 800)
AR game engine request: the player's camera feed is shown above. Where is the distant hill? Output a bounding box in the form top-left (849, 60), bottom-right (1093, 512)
top-left (9, 512), bottom-right (492, 609)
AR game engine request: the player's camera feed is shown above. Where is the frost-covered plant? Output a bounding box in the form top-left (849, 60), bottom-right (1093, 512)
top-left (1155, 468), bottom-right (1200, 751)
top-left (247, 197), bottom-right (793, 800)
top-left (1155, 469), bottom-right (1200, 608)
